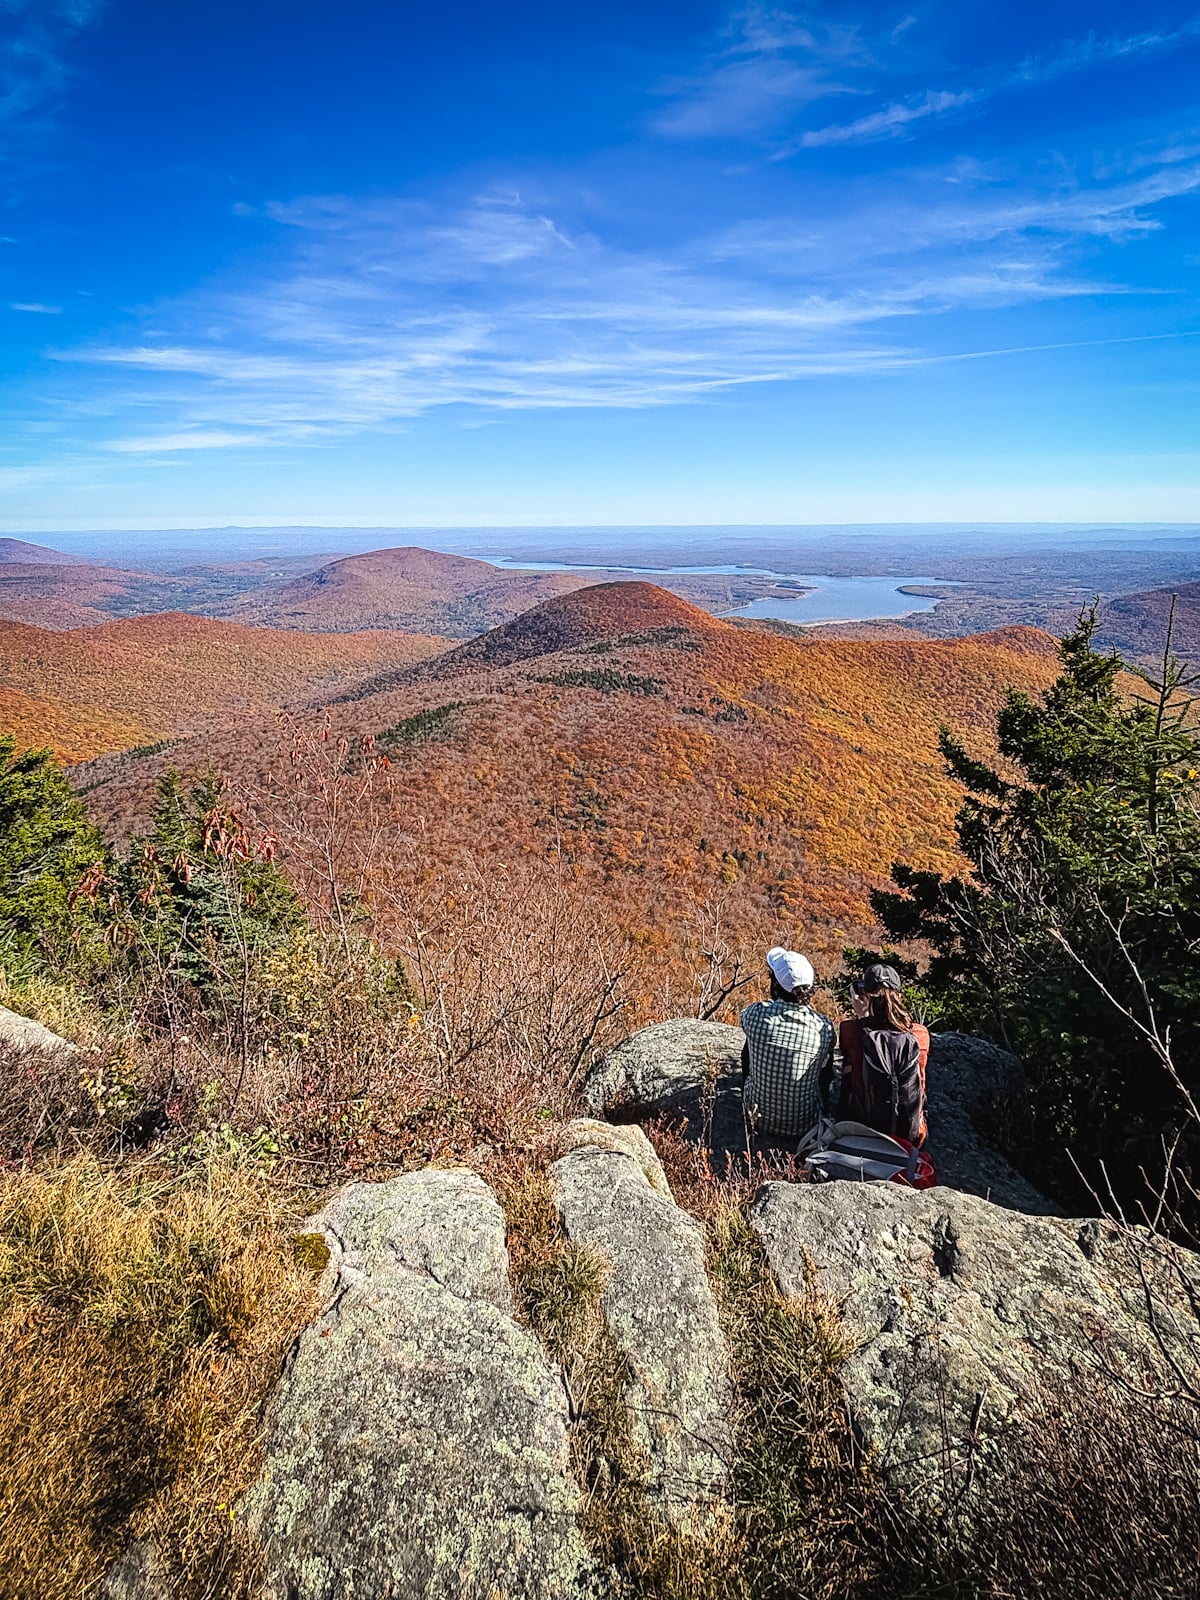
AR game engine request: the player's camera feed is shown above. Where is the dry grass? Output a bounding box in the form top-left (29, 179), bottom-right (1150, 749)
top-left (914, 1376), bottom-right (1200, 1600)
top-left (502, 1163), bottom-right (727, 1596)
top-left (0, 1154), bottom-right (319, 1599)
top-left (702, 1202), bottom-right (888, 1600)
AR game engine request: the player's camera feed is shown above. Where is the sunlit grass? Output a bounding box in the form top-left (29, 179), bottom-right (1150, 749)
top-left (0, 1154), bottom-right (319, 1600)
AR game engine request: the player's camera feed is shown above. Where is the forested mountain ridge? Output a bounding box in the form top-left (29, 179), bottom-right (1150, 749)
top-left (0, 613), bottom-right (446, 763)
top-left (0, 537), bottom-right (87, 565)
top-left (1095, 579), bottom-right (1200, 666)
top-left (76, 583), bottom-right (1060, 962)
top-left (214, 545), bottom-right (595, 635)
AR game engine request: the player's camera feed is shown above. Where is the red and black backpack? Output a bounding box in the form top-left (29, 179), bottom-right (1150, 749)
top-left (841, 1022), bottom-right (925, 1143)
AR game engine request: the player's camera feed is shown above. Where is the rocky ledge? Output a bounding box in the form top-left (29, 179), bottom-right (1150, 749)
top-left (0, 1001), bottom-right (79, 1058)
top-left (103, 1021), bottom-right (1198, 1597)
top-left (751, 1179), bottom-right (1195, 1503)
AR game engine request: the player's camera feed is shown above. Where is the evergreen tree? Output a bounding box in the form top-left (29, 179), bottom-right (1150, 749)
top-left (0, 736), bottom-right (106, 973)
top-left (874, 609), bottom-right (1200, 1209)
top-left (117, 770), bottom-right (302, 999)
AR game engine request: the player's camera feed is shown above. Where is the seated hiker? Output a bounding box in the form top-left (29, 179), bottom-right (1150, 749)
top-left (740, 947), bottom-right (836, 1137)
top-left (837, 963), bottom-right (930, 1144)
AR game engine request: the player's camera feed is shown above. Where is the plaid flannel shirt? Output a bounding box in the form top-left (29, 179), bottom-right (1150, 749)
top-left (740, 998), bottom-right (836, 1137)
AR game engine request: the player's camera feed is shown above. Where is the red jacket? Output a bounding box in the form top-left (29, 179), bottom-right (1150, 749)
top-left (838, 1019), bottom-right (930, 1143)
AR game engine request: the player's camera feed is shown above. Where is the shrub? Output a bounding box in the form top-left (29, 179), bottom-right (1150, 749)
top-left (535, 668), bottom-right (665, 696)
top-left (909, 1375), bottom-right (1200, 1600)
top-left (0, 736), bottom-right (106, 975)
top-left (376, 700), bottom-right (465, 751)
top-left (110, 769), bottom-right (304, 1005)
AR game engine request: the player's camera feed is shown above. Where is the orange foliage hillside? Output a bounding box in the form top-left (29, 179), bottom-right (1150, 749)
top-left (77, 583), bottom-right (1061, 960)
top-left (0, 563), bottom-right (148, 629)
top-left (219, 546), bottom-right (592, 636)
top-left (0, 538), bottom-right (87, 566)
top-left (1096, 579), bottom-right (1200, 668)
top-left (0, 613), bottom-right (447, 762)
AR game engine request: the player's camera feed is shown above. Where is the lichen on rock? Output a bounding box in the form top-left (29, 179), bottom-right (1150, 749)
top-left (240, 1166), bottom-right (607, 1600)
top-left (551, 1121), bottom-right (734, 1530)
top-left (750, 1178), bottom-right (1198, 1507)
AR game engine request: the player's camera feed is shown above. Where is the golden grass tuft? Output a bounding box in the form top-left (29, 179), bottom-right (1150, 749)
top-left (0, 1154), bottom-right (319, 1599)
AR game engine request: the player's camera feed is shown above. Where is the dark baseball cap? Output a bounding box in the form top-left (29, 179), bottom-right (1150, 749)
top-left (863, 963), bottom-right (903, 992)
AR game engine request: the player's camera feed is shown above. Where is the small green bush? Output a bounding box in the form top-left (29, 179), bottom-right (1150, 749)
top-left (536, 668), bottom-right (665, 696)
top-left (377, 701), bottom-right (465, 750)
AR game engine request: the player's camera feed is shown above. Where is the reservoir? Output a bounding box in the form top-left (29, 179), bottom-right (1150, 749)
top-left (493, 559), bottom-right (956, 625)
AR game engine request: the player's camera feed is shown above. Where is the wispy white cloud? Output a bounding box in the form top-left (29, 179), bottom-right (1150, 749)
top-left (1015, 15), bottom-right (1200, 83)
top-left (654, 5), bottom-right (866, 139)
top-left (51, 142), bottom-right (1200, 452)
top-left (0, 0), bottom-right (104, 126)
top-left (788, 11), bottom-right (1200, 151)
top-left (10, 300), bottom-right (62, 313)
top-left (106, 430), bottom-right (267, 453)
top-left (792, 88), bottom-right (974, 149)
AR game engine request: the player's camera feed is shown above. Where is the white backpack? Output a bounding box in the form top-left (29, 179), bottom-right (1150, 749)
top-left (796, 1116), bottom-right (929, 1185)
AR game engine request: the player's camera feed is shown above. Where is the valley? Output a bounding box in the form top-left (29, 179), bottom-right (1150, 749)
top-left (9, 528), bottom-right (1200, 669)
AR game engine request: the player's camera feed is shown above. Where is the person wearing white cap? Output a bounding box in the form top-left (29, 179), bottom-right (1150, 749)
top-left (739, 947), bottom-right (836, 1138)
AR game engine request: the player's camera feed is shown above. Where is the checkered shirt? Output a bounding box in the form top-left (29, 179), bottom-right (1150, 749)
top-left (740, 999), bottom-right (836, 1137)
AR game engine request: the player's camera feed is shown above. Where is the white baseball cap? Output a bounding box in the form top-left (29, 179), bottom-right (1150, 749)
top-left (767, 946), bottom-right (814, 993)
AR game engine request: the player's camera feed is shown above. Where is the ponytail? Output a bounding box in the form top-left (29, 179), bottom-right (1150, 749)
top-left (864, 988), bottom-right (914, 1032)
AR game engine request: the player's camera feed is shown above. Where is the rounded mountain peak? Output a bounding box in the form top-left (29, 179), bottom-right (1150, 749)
top-left (436, 580), bottom-right (725, 672)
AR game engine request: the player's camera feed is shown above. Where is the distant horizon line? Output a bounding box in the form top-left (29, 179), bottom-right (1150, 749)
top-left (10, 520), bottom-right (1200, 535)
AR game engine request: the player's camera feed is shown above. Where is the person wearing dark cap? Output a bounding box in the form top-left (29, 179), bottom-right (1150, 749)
top-left (836, 964), bottom-right (930, 1144)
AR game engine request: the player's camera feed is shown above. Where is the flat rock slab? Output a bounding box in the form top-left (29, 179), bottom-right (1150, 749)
top-left (242, 1167), bottom-right (606, 1600)
top-left (557, 1117), bottom-right (673, 1197)
top-left (551, 1124), bottom-right (734, 1526)
top-left (313, 1165), bottom-right (515, 1310)
top-left (750, 1179), bottom-right (1192, 1503)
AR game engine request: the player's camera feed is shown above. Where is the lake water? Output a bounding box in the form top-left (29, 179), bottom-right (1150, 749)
top-left (729, 575), bottom-right (955, 624)
top-left (493, 558), bottom-right (957, 624)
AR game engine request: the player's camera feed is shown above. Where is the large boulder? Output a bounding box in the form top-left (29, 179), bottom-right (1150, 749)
top-left (550, 1123), bottom-right (734, 1529)
top-left (924, 1032), bottom-right (1059, 1215)
top-left (241, 1167), bottom-right (607, 1600)
top-left (750, 1179), bottom-right (1197, 1504)
top-left (581, 1018), bottom-right (743, 1118)
top-left (580, 1019), bottom-right (750, 1169)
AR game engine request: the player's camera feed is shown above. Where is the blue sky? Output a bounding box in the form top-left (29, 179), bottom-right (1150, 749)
top-left (3, 0), bottom-right (1200, 529)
